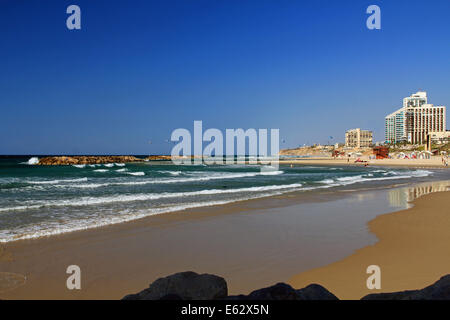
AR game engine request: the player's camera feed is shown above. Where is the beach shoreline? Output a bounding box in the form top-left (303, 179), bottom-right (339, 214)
top-left (0, 175), bottom-right (449, 299)
top-left (289, 187), bottom-right (450, 299)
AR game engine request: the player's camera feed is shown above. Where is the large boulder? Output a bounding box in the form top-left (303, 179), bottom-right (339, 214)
top-left (362, 274), bottom-right (450, 300)
top-left (227, 282), bottom-right (338, 300)
top-left (122, 271), bottom-right (228, 300)
top-left (246, 283), bottom-right (299, 300)
top-left (296, 284), bottom-right (339, 300)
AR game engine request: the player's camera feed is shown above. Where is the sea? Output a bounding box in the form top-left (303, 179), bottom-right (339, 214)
top-left (0, 156), bottom-right (444, 243)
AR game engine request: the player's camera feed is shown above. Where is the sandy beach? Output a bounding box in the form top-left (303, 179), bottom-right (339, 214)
top-left (0, 175), bottom-right (448, 300)
top-left (289, 188), bottom-right (450, 299)
top-left (0, 186), bottom-right (381, 299)
top-left (280, 157), bottom-right (449, 168)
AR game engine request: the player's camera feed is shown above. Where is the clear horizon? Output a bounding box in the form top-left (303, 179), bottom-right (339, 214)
top-left (1, 0), bottom-right (449, 155)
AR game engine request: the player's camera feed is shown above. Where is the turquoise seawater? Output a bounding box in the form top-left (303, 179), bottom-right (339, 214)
top-left (0, 156), bottom-right (438, 242)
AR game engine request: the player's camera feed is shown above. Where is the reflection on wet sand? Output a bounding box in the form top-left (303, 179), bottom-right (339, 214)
top-left (290, 180), bottom-right (450, 299)
top-left (388, 180), bottom-right (450, 208)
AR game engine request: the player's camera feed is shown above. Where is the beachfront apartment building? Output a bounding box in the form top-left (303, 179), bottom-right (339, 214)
top-left (385, 91), bottom-right (447, 145)
top-left (385, 107), bottom-right (406, 144)
top-left (345, 128), bottom-right (373, 148)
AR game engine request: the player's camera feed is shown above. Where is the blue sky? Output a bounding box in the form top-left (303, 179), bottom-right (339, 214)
top-left (1, 0), bottom-right (449, 154)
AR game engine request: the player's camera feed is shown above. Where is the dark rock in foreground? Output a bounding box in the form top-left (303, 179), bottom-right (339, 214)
top-left (123, 271), bottom-right (450, 300)
top-left (227, 283), bottom-right (338, 300)
top-left (226, 283), bottom-right (298, 300)
top-left (122, 272), bottom-right (337, 300)
top-left (362, 275), bottom-right (450, 300)
top-left (122, 271), bottom-right (228, 300)
top-left (297, 284), bottom-right (339, 300)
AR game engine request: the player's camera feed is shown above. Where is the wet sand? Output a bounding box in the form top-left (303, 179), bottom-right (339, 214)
top-left (0, 180), bottom-right (449, 299)
top-left (289, 188), bottom-right (450, 299)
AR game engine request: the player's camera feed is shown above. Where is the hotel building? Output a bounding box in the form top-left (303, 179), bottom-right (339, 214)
top-left (428, 131), bottom-right (450, 145)
top-left (385, 91), bottom-right (446, 145)
top-left (345, 128), bottom-right (373, 148)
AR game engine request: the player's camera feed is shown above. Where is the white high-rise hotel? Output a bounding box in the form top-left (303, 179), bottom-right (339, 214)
top-left (385, 91), bottom-right (446, 144)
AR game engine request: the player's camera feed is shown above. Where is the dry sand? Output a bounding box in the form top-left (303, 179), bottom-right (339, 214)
top-left (280, 157), bottom-right (449, 168)
top-left (289, 189), bottom-right (450, 299)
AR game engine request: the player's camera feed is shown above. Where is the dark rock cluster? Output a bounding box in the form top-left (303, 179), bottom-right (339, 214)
top-left (362, 274), bottom-right (450, 300)
top-left (122, 271), bottom-right (337, 300)
top-left (123, 271), bottom-right (450, 300)
top-left (226, 283), bottom-right (338, 300)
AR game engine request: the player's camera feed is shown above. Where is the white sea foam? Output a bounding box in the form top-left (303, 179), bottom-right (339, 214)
top-left (158, 170), bottom-right (182, 176)
top-left (72, 164), bottom-right (86, 168)
top-left (114, 171), bottom-right (282, 185)
top-left (115, 163), bottom-right (125, 167)
top-left (126, 172), bottom-right (145, 176)
top-left (60, 183), bottom-right (107, 189)
top-left (27, 178), bottom-right (88, 185)
top-left (21, 157), bottom-right (39, 165)
top-left (2, 181), bottom-right (354, 242)
top-left (259, 170), bottom-right (284, 175)
top-left (334, 170), bottom-right (432, 185)
top-left (41, 171), bottom-right (277, 190)
top-left (35, 168), bottom-right (432, 191)
top-left (0, 183), bottom-right (304, 212)
top-left (103, 163), bottom-right (114, 168)
top-left (390, 170), bottom-right (431, 177)
top-left (297, 166), bottom-right (322, 169)
top-left (115, 168), bottom-right (128, 172)
top-left (0, 193), bottom-right (282, 243)
top-left (337, 175), bottom-right (363, 182)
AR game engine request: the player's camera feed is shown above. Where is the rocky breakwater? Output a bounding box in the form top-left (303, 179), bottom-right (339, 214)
top-left (37, 156), bottom-right (143, 165)
top-left (146, 155), bottom-right (173, 161)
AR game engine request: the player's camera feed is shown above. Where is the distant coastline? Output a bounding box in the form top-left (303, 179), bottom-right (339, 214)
top-left (1, 153), bottom-right (447, 168)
